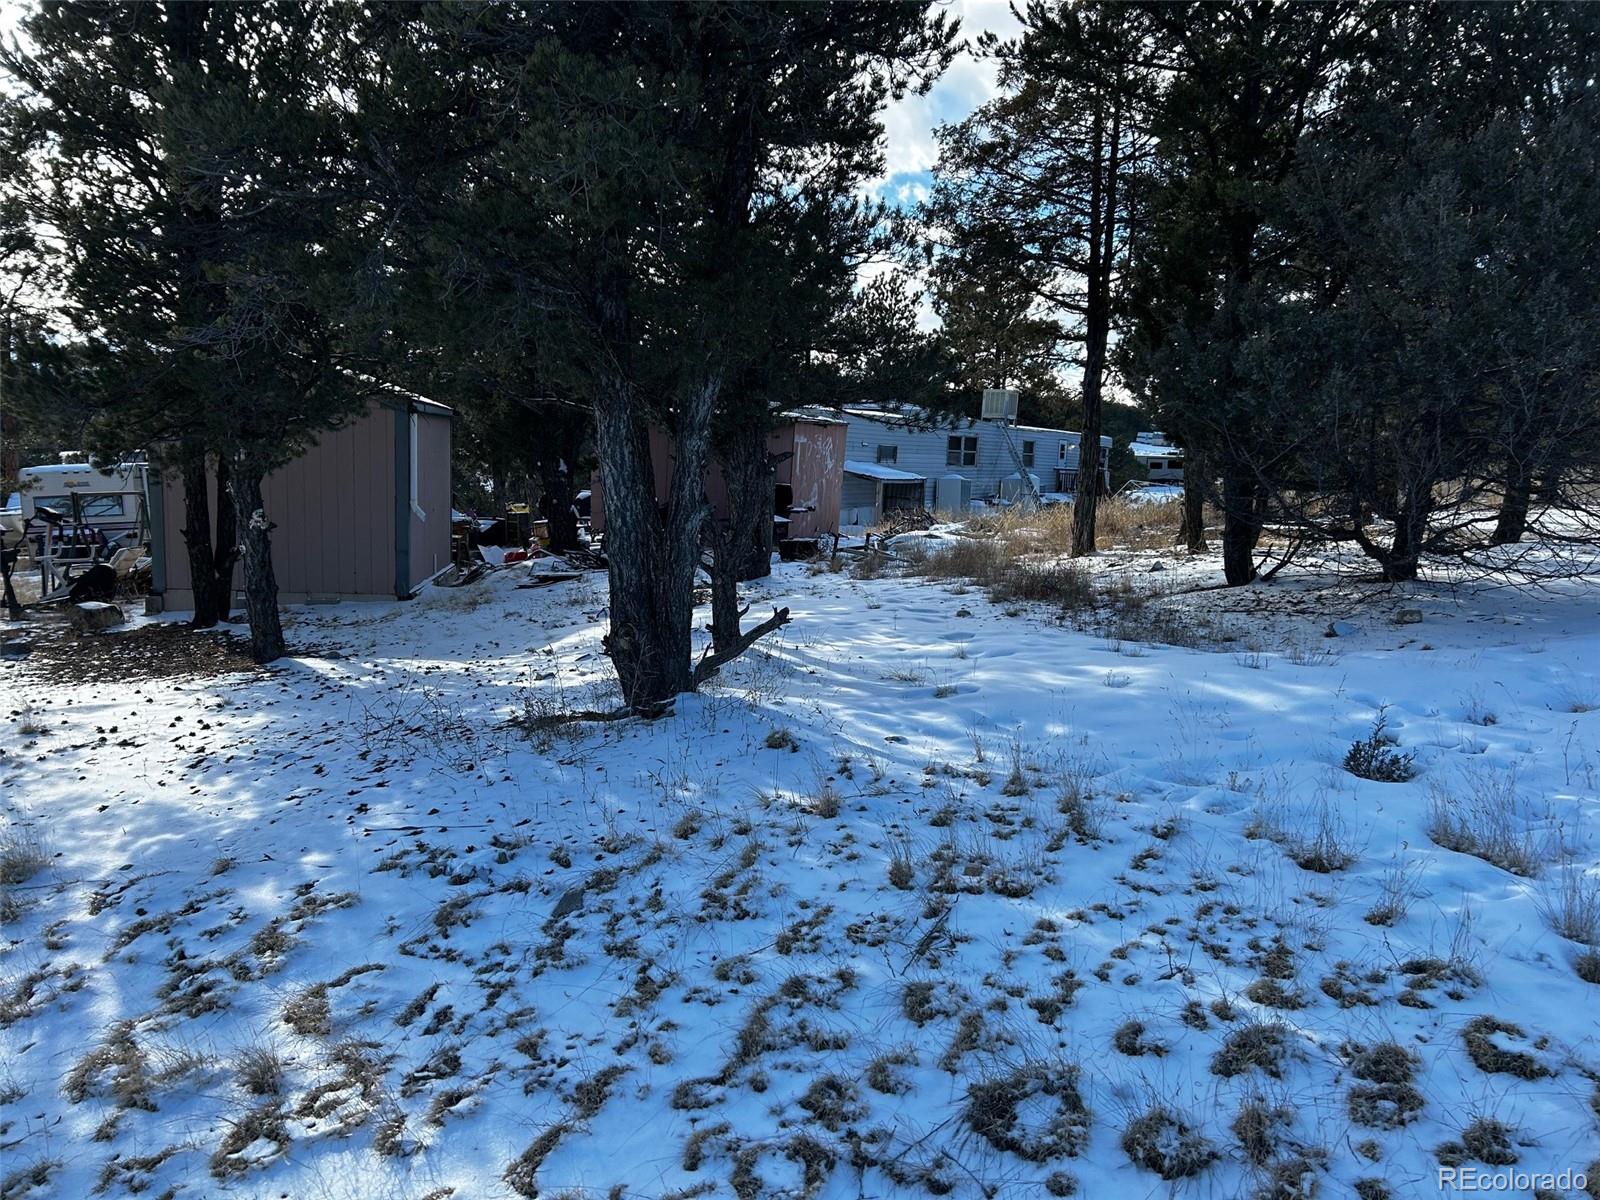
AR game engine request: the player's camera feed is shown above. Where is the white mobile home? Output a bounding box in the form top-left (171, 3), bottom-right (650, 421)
top-left (1128, 431), bottom-right (1185, 484)
top-left (835, 405), bottom-right (1112, 526)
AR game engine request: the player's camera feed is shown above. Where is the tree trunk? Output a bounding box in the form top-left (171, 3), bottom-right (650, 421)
top-left (593, 380), bottom-right (712, 708)
top-left (1180, 445), bottom-right (1208, 552)
top-left (211, 455), bottom-right (237, 615)
top-left (1490, 473), bottom-right (1531, 546)
top-left (181, 444), bottom-right (223, 627)
top-left (227, 460), bottom-right (285, 663)
top-left (707, 423), bottom-right (773, 656)
top-left (1220, 463), bottom-right (1262, 585)
top-left (1376, 502), bottom-right (1424, 582)
top-left (1071, 88), bottom-right (1122, 558)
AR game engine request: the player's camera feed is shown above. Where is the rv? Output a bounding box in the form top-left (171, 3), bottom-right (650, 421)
top-left (17, 454), bottom-right (150, 543)
top-left (1127, 432), bottom-right (1184, 484)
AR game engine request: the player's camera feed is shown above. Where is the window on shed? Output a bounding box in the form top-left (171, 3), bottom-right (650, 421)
top-left (875, 444), bottom-right (898, 464)
top-left (1021, 441), bottom-right (1035, 468)
top-left (409, 413), bottom-right (426, 520)
top-left (946, 435), bottom-right (977, 467)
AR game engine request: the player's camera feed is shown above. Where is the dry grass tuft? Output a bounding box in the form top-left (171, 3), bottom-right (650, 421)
top-left (235, 1045), bottom-right (286, 1097)
top-left (0, 832), bottom-right (46, 887)
top-left (963, 1062), bottom-right (1091, 1162)
top-left (1460, 1015), bottom-right (1552, 1080)
top-left (1212, 1021), bottom-right (1293, 1079)
top-left (1426, 767), bottom-right (1545, 877)
top-left (1541, 865), bottom-right (1600, 944)
top-left (1121, 1103), bottom-right (1218, 1180)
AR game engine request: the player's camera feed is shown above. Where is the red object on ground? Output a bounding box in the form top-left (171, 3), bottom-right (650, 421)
top-left (504, 548), bottom-right (529, 564)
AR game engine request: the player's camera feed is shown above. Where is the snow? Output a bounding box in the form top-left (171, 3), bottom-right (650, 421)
top-left (1121, 483), bottom-right (1186, 504)
top-left (4, 539), bottom-right (1600, 1199)
top-left (1129, 441), bottom-right (1183, 460)
top-left (843, 459), bottom-right (926, 482)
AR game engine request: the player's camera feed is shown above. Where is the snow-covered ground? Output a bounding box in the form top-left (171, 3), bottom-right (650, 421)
top-left (4, 542), bottom-right (1599, 1199)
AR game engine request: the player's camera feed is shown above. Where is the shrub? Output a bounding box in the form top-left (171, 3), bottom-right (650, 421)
top-left (1344, 712), bottom-right (1418, 782)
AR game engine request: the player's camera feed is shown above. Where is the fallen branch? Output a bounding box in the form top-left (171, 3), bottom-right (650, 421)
top-left (692, 606), bottom-right (791, 685)
top-left (508, 698), bottom-right (675, 733)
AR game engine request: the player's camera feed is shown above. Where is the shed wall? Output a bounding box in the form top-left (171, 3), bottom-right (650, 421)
top-left (777, 420), bottom-right (843, 540)
top-left (157, 403), bottom-right (400, 607)
top-left (407, 409), bottom-right (454, 589)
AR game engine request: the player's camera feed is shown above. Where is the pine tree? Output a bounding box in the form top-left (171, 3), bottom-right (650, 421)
top-left (4, 2), bottom-right (380, 658)
top-left (368, 3), bottom-right (956, 708)
top-left (1119, 2), bottom-right (1363, 584)
top-left (929, 2), bottom-right (1156, 555)
top-left (1221, 5), bottom-right (1600, 578)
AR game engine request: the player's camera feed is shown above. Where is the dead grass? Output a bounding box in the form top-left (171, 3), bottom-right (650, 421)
top-left (963, 1061), bottom-right (1090, 1162)
top-left (209, 1103), bottom-right (289, 1179)
top-left (235, 1045), bottom-right (286, 1096)
top-left (1426, 767), bottom-right (1545, 877)
top-left (0, 1159), bottom-right (60, 1200)
top-left (1461, 1015), bottom-right (1553, 1080)
top-left (1095, 497), bottom-right (1185, 550)
top-left (281, 984), bottom-right (332, 1037)
top-left (1232, 1097), bottom-right (1286, 1165)
top-left (1212, 1021), bottom-right (1293, 1079)
top-left (1365, 858), bottom-right (1422, 926)
top-left (0, 832), bottom-right (46, 887)
top-left (1121, 1103), bottom-right (1218, 1180)
top-left (1540, 864), bottom-right (1600, 944)
top-left (1345, 1041), bottom-right (1425, 1129)
top-left (1437, 1115), bottom-right (1520, 1168)
top-left (906, 517), bottom-right (1096, 614)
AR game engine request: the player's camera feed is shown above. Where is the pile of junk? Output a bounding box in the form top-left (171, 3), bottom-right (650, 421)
top-left (445, 497), bottom-right (606, 590)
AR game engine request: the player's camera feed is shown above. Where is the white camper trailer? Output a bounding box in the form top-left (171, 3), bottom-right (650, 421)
top-left (18, 455), bottom-right (150, 539)
top-left (11, 454), bottom-right (150, 601)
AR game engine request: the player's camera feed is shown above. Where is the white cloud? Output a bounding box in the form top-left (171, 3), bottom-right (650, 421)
top-left (877, 0), bottom-right (1023, 187)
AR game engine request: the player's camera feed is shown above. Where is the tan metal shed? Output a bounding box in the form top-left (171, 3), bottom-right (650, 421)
top-left (148, 393), bottom-right (452, 610)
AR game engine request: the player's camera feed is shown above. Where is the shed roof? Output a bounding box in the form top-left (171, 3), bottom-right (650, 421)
top-left (844, 460), bottom-right (925, 483)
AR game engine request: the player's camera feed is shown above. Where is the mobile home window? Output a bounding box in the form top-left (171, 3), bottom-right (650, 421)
top-left (1021, 441), bottom-right (1035, 468)
top-left (946, 435), bottom-right (977, 467)
top-left (875, 444), bottom-right (898, 464)
top-left (1058, 442), bottom-right (1069, 463)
